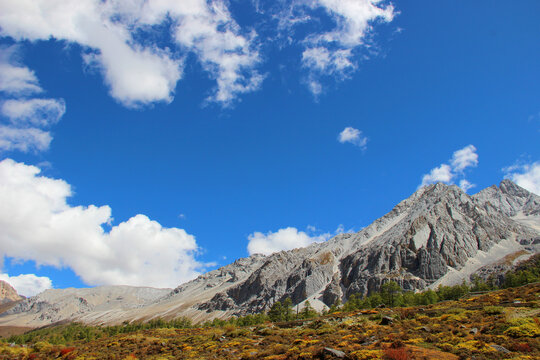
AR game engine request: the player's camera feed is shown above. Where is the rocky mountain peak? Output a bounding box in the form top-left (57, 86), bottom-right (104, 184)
top-left (499, 179), bottom-right (531, 198)
top-left (473, 179), bottom-right (540, 217)
top-left (1, 180), bottom-right (538, 328)
top-left (0, 280), bottom-right (22, 304)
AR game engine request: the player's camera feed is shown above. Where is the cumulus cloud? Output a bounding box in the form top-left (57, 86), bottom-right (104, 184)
top-left (338, 127), bottom-right (368, 148)
top-left (247, 227), bottom-right (331, 256)
top-left (0, 273), bottom-right (52, 297)
top-left (0, 159), bottom-right (203, 288)
top-left (451, 145), bottom-right (478, 172)
top-left (420, 145), bottom-right (478, 191)
top-left (0, 0), bottom-right (263, 107)
top-left (421, 164), bottom-right (453, 186)
top-left (0, 1), bottom-right (396, 104)
top-left (504, 161), bottom-right (540, 195)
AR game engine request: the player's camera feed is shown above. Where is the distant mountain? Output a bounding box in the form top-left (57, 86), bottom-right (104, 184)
top-left (1, 180), bottom-right (539, 328)
top-left (0, 280), bottom-right (22, 305)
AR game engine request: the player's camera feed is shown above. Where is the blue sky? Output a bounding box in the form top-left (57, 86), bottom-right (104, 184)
top-left (0, 0), bottom-right (539, 297)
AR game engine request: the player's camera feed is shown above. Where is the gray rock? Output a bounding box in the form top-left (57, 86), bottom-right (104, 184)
top-left (320, 347), bottom-right (346, 358)
top-left (380, 316), bottom-right (394, 325)
top-left (490, 344), bottom-right (510, 353)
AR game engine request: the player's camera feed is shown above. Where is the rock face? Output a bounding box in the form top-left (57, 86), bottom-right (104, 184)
top-left (1, 180), bottom-right (539, 327)
top-left (195, 181), bottom-right (539, 316)
top-left (0, 280), bottom-right (22, 304)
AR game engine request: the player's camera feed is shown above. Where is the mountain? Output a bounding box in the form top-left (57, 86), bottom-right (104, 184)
top-left (0, 280), bottom-right (22, 304)
top-left (1, 180), bottom-right (539, 328)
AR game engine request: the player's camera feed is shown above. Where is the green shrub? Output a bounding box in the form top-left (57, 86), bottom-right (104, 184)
top-left (483, 306), bottom-right (504, 315)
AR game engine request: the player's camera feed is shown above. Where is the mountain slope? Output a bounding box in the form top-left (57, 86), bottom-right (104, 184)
top-left (1, 180), bottom-right (539, 327)
top-left (0, 280), bottom-right (22, 305)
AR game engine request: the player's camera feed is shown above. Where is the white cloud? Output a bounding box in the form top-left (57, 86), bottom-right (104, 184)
top-left (451, 145), bottom-right (478, 172)
top-left (2, 98), bottom-right (66, 127)
top-left (0, 47), bottom-right (65, 153)
top-left (299, 0), bottom-right (395, 93)
top-left (0, 273), bottom-right (52, 297)
top-left (0, 159), bottom-right (203, 288)
top-left (459, 179), bottom-right (475, 192)
top-left (420, 145), bottom-right (478, 190)
top-left (0, 0), bottom-right (263, 107)
top-left (420, 164), bottom-right (453, 187)
top-left (0, 46), bottom-right (42, 95)
top-left (247, 227), bottom-right (330, 256)
top-left (504, 161), bottom-right (540, 195)
top-left (0, 126), bottom-right (52, 152)
top-left (338, 127), bottom-right (368, 148)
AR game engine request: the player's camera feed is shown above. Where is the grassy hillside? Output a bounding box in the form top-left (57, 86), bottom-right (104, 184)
top-left (0, 282), bottom-right (538, 360)
top-left (1, 254), bottom-right (539, 359)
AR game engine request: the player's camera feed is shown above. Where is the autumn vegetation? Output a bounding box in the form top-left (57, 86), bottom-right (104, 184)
top-left (1, 255), bottom-right (539, 359)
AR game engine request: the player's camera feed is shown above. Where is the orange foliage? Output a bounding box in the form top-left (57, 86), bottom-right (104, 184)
top-left (384, 347), bottom-right (409, 360)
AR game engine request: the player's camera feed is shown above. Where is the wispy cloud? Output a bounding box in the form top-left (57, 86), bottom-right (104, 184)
top-left (0, 46), bottom-right (65, 153)
top-left (299, 0), bottom-right (395, 94)
top-left (0, 46), bottom-right (42, 95)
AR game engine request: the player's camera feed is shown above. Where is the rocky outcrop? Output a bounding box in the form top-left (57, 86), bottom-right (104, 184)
top-left (196, 181), bottom-right (539, 314)
top-left (0, 280), bottom-right (22, 304)
top-left (474, 179), bottom-right (540, 217)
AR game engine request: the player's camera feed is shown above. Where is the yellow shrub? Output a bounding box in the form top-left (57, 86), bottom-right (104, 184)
top-left (350, 349), bottom-right (383, 359)
top-left (33, 341), bottom-right (53, 352)
top-left (504, 318), bottom-right (540, 338)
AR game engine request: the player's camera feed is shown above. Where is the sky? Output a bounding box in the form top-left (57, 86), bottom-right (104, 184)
top-left (0, 0), bottom-right (539, 297)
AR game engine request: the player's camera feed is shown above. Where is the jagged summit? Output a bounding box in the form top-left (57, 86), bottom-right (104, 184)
top-left (474, 179), bottom-right (540, 217)
top-left (1, 180), bottom-right (539, 327)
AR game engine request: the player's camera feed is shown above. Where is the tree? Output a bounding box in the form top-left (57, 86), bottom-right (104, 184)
top-left (268, 301), bottom-right (284, 322)
top-left (300, 300), bottom-right (318, 319)
top-left (329, 299), bottom-right (342, 313)
top-left (420, 289), bottom-right (438, 305)
top-left (283, 298), bottom-right (294, 321)
top-left (381, 281), bottom-right (401, 307)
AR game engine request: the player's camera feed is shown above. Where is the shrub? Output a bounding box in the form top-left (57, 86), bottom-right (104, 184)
top-left (33, 341), bottom-right (53, 352)
top-left (60, 347), bottom-right (76, 355)
top-left (511, 342), bottom-right (533, 352)
top-left (504, 319), bottom-right (540, 338)
top-left (384, 347), bottom-right (409, 360)
top-left (483, 306), bottom-right (504, 315)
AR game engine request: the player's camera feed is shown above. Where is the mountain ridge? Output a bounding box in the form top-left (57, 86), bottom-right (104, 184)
top-left (1, 180), bottom-right (539, 327)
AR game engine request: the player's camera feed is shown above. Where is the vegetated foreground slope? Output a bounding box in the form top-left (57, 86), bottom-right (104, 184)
top-left (2, 282), bottom-right (539, 360)
top-left (1, 180), bottom-right (539, 328)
